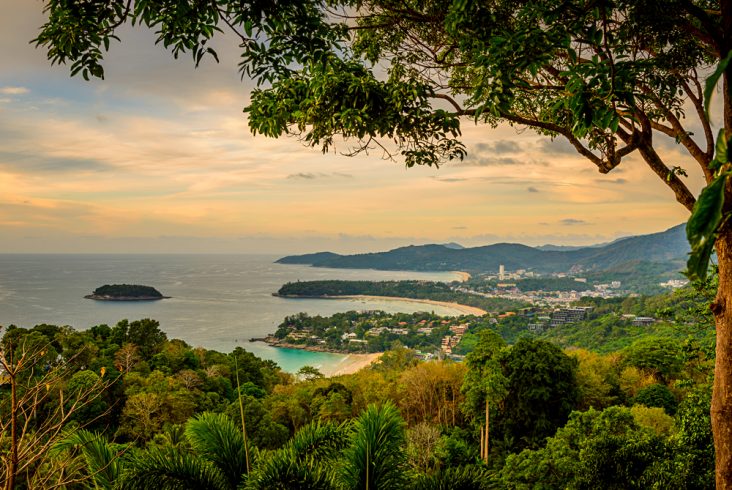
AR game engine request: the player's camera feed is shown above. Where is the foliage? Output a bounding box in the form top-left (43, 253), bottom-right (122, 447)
top-left (622, 337), bottom-right (683, 383)
top-left (185, 413), bottom-right (249, 488)
top-left (245, 420), bottom-right (348, 489)
top-left (411, 465), bottom-right (498, 490)
top-left (51, 429), bottom-right (124, 490)
top-left (497, 338), bottom-right (579, 452)
top-left (463, 330), bottom-right (507, 414)
top-left (119, 446), bottom-right (230, 490)
top-left (0, 307), bottom-right (719, 488)
top-left (398, 361), bottom-right (466, 426)
top-left (499, 407), bottom-right (669, 490)
top-left (633, 384), bottom-right (679, 415)
top-left (91, 284), bottom-right (164, 298)
top-left (339, 402), bottom-right (407, 490)
top-left (277, 279), bottom-right (528, 312)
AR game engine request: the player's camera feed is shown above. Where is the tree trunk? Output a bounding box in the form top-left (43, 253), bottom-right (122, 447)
top-left (6, 372), bottom-right (17, 490)
top-left (479, 425), bottom-right (484, 460)
top-left (714, 230), bottom-right (732, 489)
top-left (484, 399), bottom-right (489, 465)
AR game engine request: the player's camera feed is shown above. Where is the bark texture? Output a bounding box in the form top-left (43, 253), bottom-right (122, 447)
top-left (715, 231), bottom-right (732, 489)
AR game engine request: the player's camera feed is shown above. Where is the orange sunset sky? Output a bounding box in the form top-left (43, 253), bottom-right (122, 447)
top-left (0, 1), bottom-right (701, 254)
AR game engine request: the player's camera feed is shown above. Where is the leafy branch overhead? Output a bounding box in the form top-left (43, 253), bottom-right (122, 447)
top-left (686, 52), bottom-right (732, 282)
top-left (35, 0), bottom-right (720, 188)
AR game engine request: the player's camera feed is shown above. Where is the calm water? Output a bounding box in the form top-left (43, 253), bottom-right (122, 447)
top-left (0, 254), bottom-right (461, 372)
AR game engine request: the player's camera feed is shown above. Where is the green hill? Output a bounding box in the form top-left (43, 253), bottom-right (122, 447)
top-left (276, 224), bottom-right (688, 276)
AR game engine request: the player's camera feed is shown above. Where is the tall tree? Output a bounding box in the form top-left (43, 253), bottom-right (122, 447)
top-left (339, 402), bottom-right (407, 490)
top-left (498, 338), bottom-right (579, 453)
top-left (462, 329), bottom-right (506, 465)
top-left (31, 1), bottom-right (732, 484)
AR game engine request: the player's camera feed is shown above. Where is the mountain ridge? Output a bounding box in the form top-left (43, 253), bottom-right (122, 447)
top-left (276, 224), bottom-right (688, 275)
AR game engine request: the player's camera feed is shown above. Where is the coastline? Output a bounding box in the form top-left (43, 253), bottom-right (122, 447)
top-left (83, 294), bottom-right (170, 301)
top-left (317, 294), bottom-right (487, 316)
top-left (453, 271), bottom-right (471, 282)
top-left (326, 352), bottom-right (383, 376)
top-left (249, 339), bottom-right (382, 376)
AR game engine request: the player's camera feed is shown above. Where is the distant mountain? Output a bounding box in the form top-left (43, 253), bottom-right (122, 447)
top-left (536, 236), bottom-right (627, 251)
top-left (276, 224), bottom-right (688, 275)
top-left (441, 242), bottom-right (465, 250)
top-left (535, 244), bottom-right (587, 252)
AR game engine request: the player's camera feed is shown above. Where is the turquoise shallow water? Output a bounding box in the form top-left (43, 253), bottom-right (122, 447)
top-left (0, 254), bottom-right (462, 372)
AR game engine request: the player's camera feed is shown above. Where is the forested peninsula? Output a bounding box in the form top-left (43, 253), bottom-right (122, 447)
top-left (84, 284), bottom-right (169, 301)
top-left (275, 280), bottom-right (527, 313)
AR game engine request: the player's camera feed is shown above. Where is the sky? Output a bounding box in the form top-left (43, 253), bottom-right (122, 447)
top-left (0, 2), bottom-right (703, 254)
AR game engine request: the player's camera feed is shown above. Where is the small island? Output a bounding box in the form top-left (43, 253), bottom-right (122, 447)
top-left (84, 284), bottom-right (170, 301)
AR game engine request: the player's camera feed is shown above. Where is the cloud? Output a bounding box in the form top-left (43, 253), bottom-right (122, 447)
top-left (434, 177), bottom-right (468, 182)
top-left (452, 226), bottom-right (467, 230)
top-left (527, 186), bottom-right (539, 193)
top-left (474, 140), bottom-right (521, 154)
top-left (559, 218), bottom-right (588, 226)
top-left (286, 172), bottom-right (352, 180)
top-left (462, 139), bottom-right (533, 166)
top-left (288, 172), bottom-right (318, 179)
top-left (540, 138), bottom-right (582, 155)
top-left (460, 156), bottom-right (520, 166)
top-left (0, 151), bottom-right (112, 174)
top-left (0, 86), bottom-right (29, 95)
top-left (602, 178), bottom-right (628, 185)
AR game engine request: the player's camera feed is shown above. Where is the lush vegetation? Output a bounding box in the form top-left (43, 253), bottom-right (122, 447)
top-left (277, 280), bottom-right (528, 312)
top-left (0, 279), bottom-right (717, 488)
top-left (90, 284), bottom-right (164, 299)
top-left (272, 310), bottom-right (466, 353)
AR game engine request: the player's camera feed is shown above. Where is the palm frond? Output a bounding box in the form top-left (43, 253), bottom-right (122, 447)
top-left (244, 447), bottom-right (336, 490)
top-left (117, 446), bottom-right (228, 490)
top-left (410, 465), bottom-right (500, 490)
top-left (185, 412), bottom-right (248, 489)
top-left (52, 429), bottom-right (123, 490)
top-left (244, 421), bottom-right (347, 489)
top-left (290, 420), bottom-right (350, 461)
top-left (339, 402), bottom-right (407, 490)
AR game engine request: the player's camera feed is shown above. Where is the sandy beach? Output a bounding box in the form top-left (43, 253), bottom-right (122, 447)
top-left (453, 271), bottom-right (472, 282)
top-left (324, 352), bottom-right (383, 376)
top-left (336, 294), bottom-right (487, 316)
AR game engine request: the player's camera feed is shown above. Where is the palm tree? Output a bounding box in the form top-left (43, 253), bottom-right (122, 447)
top-left (245, 420), bottom-right (348, 489)
top-left (52, 429), bottom-right (124, 490)
top-left (119, 412), bottom-right (249, 490)
top-left (411, 465), bottom-right (499, 490)
top-left (339, 402), bottom-right (407, 490)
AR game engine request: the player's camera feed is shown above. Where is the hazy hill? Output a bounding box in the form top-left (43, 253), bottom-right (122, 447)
top-left (277, 224), bottom-right (688, 275)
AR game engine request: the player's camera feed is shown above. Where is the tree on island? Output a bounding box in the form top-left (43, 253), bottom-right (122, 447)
top-left (91, 284), bottom-right (164, 298)
top-left (32, 0), bottom-right (732, 485)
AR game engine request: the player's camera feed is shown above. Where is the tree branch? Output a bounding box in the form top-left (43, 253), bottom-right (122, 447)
top-left (638, 141), bottom-right (697, 211)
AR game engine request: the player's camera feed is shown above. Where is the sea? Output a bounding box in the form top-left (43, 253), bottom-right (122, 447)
top-left (0, 254), bottom-right (462, 373)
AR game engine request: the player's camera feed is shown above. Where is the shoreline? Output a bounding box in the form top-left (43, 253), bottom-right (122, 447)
top-left (83, 295), bottom-right (170, 301)
top-left (453, 271), bottom-right (471, 282)
top-left (276, 293), bottom-right (487, 316)
top-left (249, 339), bottom-right (382, 376)
top-left (326, 352), bottom-right (383, 376)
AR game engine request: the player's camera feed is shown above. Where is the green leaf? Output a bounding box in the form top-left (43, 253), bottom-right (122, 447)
top-left (686, 173), bottom-right (728, 281)
top-left (704, 51), bottom-right (732, 118)
top-left (716, 128), bottom-right (728, 163)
